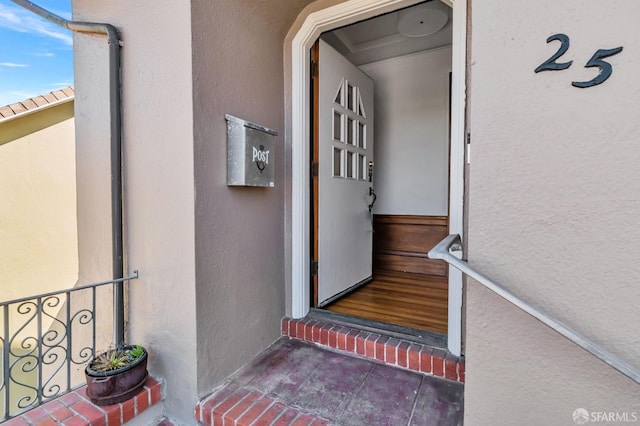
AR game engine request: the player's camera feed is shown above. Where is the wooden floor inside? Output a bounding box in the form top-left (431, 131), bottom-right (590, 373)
top-left (324, 270), bottom-right (448, 334)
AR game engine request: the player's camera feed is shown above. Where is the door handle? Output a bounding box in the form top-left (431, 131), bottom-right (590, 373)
top-left (368, 187), bottom-right (377, 213)
top-left (367, 161), bottom-right (376, 213)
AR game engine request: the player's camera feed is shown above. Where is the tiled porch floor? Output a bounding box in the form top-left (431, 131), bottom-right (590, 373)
top-left (197, 339), bottom-right (463, 425)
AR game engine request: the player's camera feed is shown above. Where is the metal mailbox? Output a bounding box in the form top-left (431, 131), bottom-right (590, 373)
top-left (225, 114), bottom-right (277, 187)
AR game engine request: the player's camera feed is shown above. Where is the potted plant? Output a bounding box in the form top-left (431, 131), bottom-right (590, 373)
top-left (85, 344), bottom-right (148, 406)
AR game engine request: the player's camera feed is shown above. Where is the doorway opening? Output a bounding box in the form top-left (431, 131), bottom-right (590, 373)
top-left (290, 0), bottom-right (466, 355)
top-left (312, 1), bottom-right (452, 338)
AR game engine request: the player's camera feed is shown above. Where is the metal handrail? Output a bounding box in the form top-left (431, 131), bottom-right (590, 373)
top-left (0, 271), bottom-right (138, 307)
top-left (429, 234), bottom-right (640, 385)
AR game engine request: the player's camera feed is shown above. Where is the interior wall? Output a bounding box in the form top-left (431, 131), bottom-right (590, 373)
top-left (466, 1), bottom-right (640, 424)
top-left (360, 47), bottom-right (451, 216)
top-left (190, 0), bottom-right (315, 397)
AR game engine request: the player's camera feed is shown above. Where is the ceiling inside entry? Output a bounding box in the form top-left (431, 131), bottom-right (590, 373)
top-left (321, 1), bottom-right (453, 66)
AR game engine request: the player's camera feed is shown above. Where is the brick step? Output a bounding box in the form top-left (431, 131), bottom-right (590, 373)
top-left (196, 338), bottom-right (464, 425)
top-left (281, 317), bottom-right (464, 383)
top-left (3, 376), bottom-right (163, 426)
top-left (196, 383), bottom-right (328, 426)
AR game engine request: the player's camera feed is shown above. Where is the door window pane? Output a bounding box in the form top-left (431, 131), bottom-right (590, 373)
top-left (333, 110), bottom-right (342, 142)
top-left (346, 150), bottom-right (354, 179)
top-left (334, 80), bottom-right (343, 106)
top-left (358, 122), bottom-right (366, 148)
top-left (333, 147), bottom-right (343, 177)
top-left (347, 83), bottom-right (355, 112)
top-left (358, 154), bottom-right (366, 180)
top-left (346, 117), bottom-right (354, 145)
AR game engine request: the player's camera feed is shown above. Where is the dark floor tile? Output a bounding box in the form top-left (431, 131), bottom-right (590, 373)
top-left (409, 377), bottom-right (464, 426)
top-left (246, 340), bottom-right (327, 399)
top-left (337, 363), bottom-right (422, 426)
top-left (203, 338), bottom-right (464, 426)
top-left (233, 339), bottom-right (298, 385)
top-left (288, 351), bottom-right (373, 420)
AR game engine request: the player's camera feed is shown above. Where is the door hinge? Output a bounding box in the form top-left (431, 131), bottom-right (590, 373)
top-left (311, 261), bottom-right (318, 275)
top-left (311, 60), bottom-right (319, 79)
top-left (311, 162), bottom-right (319, 178)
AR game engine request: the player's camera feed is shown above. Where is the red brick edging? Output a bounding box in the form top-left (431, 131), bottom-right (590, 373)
top-left (282, 317), bottom-right (465, 383)
top-left (195, 386), bottom-right (329, 426)
top-left (3, 377), bottom-right (163, 426)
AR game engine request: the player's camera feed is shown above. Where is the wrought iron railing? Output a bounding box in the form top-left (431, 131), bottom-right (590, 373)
top-left (1, 272), bottom-right (138, 421)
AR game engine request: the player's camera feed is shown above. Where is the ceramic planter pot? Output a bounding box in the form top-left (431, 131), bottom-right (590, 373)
top-left (85, 345), bottom-right (148, 406)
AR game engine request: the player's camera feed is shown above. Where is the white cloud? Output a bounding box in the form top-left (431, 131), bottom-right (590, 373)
top-left (0, 90), bottom-right (38, 104)
top-left (0, 3), bottom-right (73, 46)
top-left (0, 62), bottom-right (29, 67)
top-left (50, 81), bottom-right (73, 88)
top-left (30, 52), bottom-right (55, 57)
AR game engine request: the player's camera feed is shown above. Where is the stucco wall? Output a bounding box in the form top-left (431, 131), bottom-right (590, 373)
top-left (73, 0), bottom-right (197, 421)
top-left (360, 47), bottom-right (451, 216)
top-left (0, 105), bottom-right (77, 301)
top-left (466, 1), bottom-right (640, 424)
top-left (190, 0), bottom-right (316, 396)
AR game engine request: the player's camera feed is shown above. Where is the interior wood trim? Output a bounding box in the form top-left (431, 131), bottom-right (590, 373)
top-left (312, 40), bottom-right (320, 307)
top-left (373, 215), bottom-right (448, 226)
top-left (375, 249), bottom-right (432, 259)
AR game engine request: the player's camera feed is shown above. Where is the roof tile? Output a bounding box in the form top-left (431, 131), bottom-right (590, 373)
top-left (43, 93), bottom-right (58, 103)
top-left (0, 87), bottom-right (74, 122)
top-left (9, 102), bottom-right (27, 114)
top-left (0, 106), bottom-right (13, 118)
top-left (21, 99), bottom-right (38, 110)
top-left (32, 96), bottom-right (48, 107)
top-left (51, 90), bottom-right (66, 101)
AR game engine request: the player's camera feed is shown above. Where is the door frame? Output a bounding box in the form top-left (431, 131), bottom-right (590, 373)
top-left (290, 0), bottom-right (467, 356)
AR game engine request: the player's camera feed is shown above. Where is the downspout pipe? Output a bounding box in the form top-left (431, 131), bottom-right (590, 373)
top-left (10, 0), bottom-right (126, 346)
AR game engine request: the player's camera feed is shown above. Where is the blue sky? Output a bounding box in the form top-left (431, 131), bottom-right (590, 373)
top-left (0, 0), bottom-right (73, 106)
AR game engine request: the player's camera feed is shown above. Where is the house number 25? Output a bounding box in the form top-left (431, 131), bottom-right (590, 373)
top-left (534, 33), bottom-right (623, 88)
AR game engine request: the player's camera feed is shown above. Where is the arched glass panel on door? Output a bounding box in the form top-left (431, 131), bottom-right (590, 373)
top-left (331, 79), bottom-right (368, 180)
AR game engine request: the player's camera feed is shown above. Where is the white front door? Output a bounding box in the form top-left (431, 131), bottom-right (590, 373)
top-left (317, 39), bottom-right (375, 305)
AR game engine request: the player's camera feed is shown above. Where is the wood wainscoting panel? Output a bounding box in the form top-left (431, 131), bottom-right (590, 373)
top-left (373, 215), bottom-right (448, 276)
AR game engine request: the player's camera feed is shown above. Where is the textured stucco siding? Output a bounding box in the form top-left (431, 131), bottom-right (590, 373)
top-left (465, 1), bottom-right (640, 424)
top-left (73, 0), bottom-right (197, 421)
top-left (190, 0), bottom-right (316, 397)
